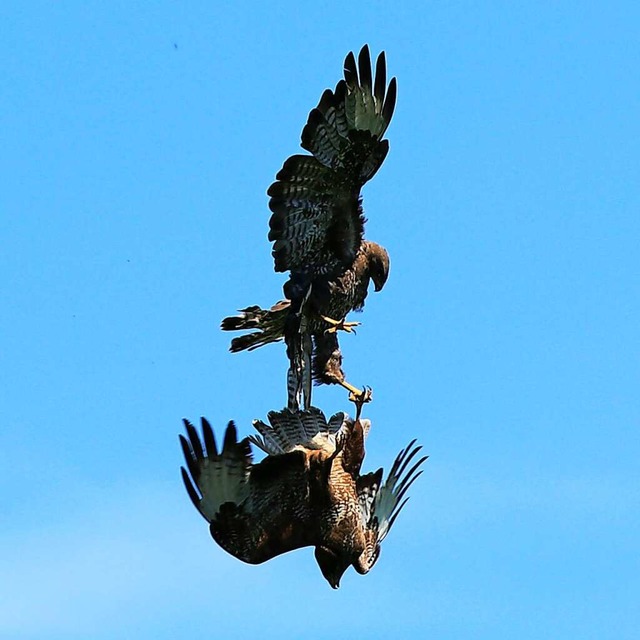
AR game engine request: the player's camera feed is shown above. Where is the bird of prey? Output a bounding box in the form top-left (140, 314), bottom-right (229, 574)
top-left (221, 45), bottom-right (396, 410)
top-left (179, 406), bottom-right (426, 588)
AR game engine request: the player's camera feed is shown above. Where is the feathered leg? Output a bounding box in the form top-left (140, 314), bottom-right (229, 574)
top-left (312, 332), bottom-right (373, 406)
top-left (286, 363), bottom-right (301, 412)
top-left (301, 319), bottom-right (313, 410)
top-left (285, 282), bottom-right (314, 411)
top-left (286, 328), bottom-right (306, 411)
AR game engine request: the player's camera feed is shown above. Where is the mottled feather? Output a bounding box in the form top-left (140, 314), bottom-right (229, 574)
top-left (222, 45), bottom-right (395, 409)
top-left (180, 409), bottom-right (425, 587)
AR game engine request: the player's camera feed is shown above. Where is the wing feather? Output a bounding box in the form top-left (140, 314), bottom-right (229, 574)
top-left (267, 45), bottom-right (396, 277)
top-left (371, 441), bottom-right (428, 543)
top-left (354, 439), bottom-right (427, 574)
top-left (180, 417), bottom-right (318, 564)
top-left (373, 51), bottom-right (386, 107)
top-left (382, 77), bottom-right (397, 131)
top-left (343, 50), bottom-right (358, 87)
top-left (179, 419), bottom-right (252, 523)
top-left (181, 466), bottom-right (204, 517)
top-left (210, 449), bottom-right (315, 564)
top-left (358, 45), bottom-right (372, 93)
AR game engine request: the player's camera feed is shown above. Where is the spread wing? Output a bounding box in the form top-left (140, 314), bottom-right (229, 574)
top-left (354, 439), bottom-right (427, 574)
top-left (267, 45), bottom-right (396, 278)
top-left (180, 418), bottom-right (252, 522)
top-left (180, 418), bottom-right (318, 564)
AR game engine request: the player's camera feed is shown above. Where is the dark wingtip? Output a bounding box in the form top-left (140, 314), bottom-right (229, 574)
top-left (317, 87), bottom-right (335, 115)
top-left (301, 108), bottom-right (324, 150)
top-left (181, 466), bottom-right (211, 523)
top-left (374, 51), bottom-right (386, 104)
top-left (223, 421), bottom-right (238, 451)
top-left (344, 50), bottom-right (358, 86)
top-left (382, 77), bottom-right (397, 125)
top-left (178, 433), bottom-right (192, 464)
top-left (185, 420), bottom-right (204, 461)
top-left (181, 466), bottom-right (201, 510)
top-left (179, 432), bottom-right (202, 486)
top-left (202, 417), bottom-right (217, 457)
top-left (358, 45), bottom-right (372, 90)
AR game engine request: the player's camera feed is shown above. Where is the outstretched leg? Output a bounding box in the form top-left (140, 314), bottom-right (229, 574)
top-left (312, 332), bottom-right (373, 407)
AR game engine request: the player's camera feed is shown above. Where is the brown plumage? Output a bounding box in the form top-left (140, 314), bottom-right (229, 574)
top-left (221, 45), bottom-right (395, 409)
top-left (179, 407), bottom-right (426, 588)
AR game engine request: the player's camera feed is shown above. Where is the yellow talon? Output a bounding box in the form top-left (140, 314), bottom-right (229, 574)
top-left (339, 379), bottom-right (373, 417)
top-left (321, 315), bottom-right (361, 334)
top-left (348, 386), bottom-right (373, 419)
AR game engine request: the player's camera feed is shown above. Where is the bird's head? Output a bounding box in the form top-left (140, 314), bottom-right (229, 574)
top-left (314, 546), bottom-right (351, 589)
top-left (367, 242), bottom-right (390, 292)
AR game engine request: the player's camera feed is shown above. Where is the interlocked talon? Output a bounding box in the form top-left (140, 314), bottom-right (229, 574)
top-left (321, 315), bottom-right (361, 335)
top-left (350, 387), bottom-right (373, 420)
top-left (340, 382), bottom-right (372, 414)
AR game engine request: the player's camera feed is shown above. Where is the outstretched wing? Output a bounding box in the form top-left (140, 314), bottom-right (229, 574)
top-left (354, 439), bottom-right (427, 574)
top-left (180, 418), bottom-right (318, 564)
top-left (267, 45), bottom-right (396, 278)
top-left (180, 418), bottom-right (252, 522)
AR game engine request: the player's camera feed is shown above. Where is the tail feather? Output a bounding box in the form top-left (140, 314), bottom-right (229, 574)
top-left (221, 300), bottom-right (290, 352)
top-left (249, 407), bottom-right (347, 456)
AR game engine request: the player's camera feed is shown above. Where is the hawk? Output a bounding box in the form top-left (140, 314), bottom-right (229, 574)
top-left (221, 45), bottom-right (396, 410)
top-left (180, 407), bottom-right (426, 588)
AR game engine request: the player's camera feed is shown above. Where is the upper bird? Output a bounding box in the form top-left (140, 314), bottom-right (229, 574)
top-left (221, 45), bottom-right (396, 410)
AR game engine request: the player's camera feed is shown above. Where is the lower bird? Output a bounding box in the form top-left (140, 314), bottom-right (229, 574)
top-left (179, 406), bottom-right (426, 588)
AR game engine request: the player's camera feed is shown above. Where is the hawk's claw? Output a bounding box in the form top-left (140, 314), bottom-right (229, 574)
top-left (349, 386), bottom-right (372, 403)
top-left (321, 315), bottom-right (361, 335)
top-left (349, 386), bottom-right (373, 419)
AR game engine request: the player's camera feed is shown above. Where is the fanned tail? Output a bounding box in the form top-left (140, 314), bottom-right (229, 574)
top-left (249, 407), bottom-right (348, 455)
top-left (221, 300), bottom-right (290, 352)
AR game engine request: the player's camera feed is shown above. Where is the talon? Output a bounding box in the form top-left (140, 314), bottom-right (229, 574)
top-left (348, 386), bottom-right (373, 419)
top-left (321, 315), bottom-right (361, 335)
top-left (337, 379), bottom-right (372, 418)
top-left (348, 386), bottom-right (372, 404)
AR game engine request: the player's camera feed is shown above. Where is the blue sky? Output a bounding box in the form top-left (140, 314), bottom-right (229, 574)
top-left (2, 1), bottom-right (639, 638)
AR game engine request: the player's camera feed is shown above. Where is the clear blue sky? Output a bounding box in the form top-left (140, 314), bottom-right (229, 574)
top-left (2, 2), bottom-right (639, 638)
